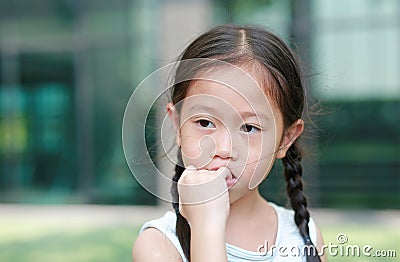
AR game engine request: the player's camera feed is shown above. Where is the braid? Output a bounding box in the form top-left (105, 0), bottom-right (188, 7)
top-left (282, 142), bottom-right (321, 262)
top-left (171, 152), bottom-right (191, 260)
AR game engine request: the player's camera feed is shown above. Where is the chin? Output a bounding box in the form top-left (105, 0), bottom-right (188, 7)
top-left (227, 189), bottom-right (242, 205)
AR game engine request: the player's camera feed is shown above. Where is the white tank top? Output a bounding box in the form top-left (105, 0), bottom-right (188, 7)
top-left (139, 202), bottom-right (318, 261)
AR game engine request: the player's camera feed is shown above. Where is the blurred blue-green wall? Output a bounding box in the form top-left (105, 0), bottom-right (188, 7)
top-left (0, 0), bottom-right (399, 208)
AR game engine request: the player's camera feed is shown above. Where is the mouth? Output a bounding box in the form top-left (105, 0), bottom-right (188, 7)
top-left (216, 167), bottom-right (237, 187)
top-left (207, 166), bottom-right (237, 187)
top-left (209, 167), bottom-right (236, 177)
top-left (225, 175), bottom-right (237, 188)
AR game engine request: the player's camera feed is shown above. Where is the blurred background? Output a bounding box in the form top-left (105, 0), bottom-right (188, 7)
top-left (0, 0), bottom-right (399, 261)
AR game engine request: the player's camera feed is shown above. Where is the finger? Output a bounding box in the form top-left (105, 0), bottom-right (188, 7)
top-left (178, 171), bottom-right (230, 205)
top-left (215, 167), bottom-right (231, 181)
top-left (178, 165), bottom-right (197, 184)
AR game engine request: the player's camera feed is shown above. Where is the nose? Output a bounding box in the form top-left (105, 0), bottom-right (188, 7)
top-left (214, 127), bottom-right (237, 159)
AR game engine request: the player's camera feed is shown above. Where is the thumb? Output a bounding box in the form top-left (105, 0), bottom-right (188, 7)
top-left (215, 166), bottom-right (231, 180)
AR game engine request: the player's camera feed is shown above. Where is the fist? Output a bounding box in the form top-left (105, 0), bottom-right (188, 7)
top-left (177, 166), bottom-right (231, 226)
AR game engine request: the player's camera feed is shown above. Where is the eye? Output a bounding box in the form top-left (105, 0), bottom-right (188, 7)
top-left (196, 119), bottom-right (215, 128)
top-left (240, 124), bottom-right (260, 134)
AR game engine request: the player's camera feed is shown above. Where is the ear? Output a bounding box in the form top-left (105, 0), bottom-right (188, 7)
top-left (166, 102), bottom-right (181, 147)
top-left (276, 119), bottom-right (304, 159)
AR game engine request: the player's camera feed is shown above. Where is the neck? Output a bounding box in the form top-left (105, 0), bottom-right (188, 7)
top-left (225, 188), bottom-right (276, 250)
top-left (228, 188), bottom-right (266, 221)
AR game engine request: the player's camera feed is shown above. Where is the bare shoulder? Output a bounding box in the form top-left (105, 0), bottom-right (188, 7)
top-left (314, 224), bottom-right (328, 262)
top-left (132, 228), bottom-right (182, 262)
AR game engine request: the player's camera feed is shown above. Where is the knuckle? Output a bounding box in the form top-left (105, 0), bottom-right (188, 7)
top-left (180, 172), bottom-right (197, 184)
top-left (180, 170), bottom-right (222, 186)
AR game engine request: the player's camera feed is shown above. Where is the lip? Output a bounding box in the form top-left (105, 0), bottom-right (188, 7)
top-left (224, 168), bottom-right (237, 188)
top-left (206, 164), bottom-right (238, 188)
top-left (226, 177), bottom-right (237, 188)
top-left (208, 166), bottom-right (236, 179)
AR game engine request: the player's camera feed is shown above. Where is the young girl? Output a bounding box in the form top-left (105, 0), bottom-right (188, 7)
top-left (133, 25), bottom-right (326, 262)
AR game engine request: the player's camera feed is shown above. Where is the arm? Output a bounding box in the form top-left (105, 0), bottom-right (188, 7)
top-left (178, 167), bottom-right (230, 262)
top-left (132, 228), bottom-right (182, 262)
top-left (315, 225), bottom-right (328, 262)
top-left (190, 221), bottom-right (227, 262)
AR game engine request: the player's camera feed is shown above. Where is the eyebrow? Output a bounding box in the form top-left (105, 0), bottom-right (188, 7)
top-left (240, 111), bottom-right (270, 120)
top-left (189, 104), bottom-right (270, 120)
top-left (189, 105), bottom-right (217, 114)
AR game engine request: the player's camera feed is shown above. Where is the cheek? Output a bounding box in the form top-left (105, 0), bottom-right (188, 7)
top-left (245, 133), bottom-right (277, 189)
top-left (247, 155), bottom-right (275, 189)
top-left (179, 126), bottom-right (216, 168)
top-left (247, 130), bottom-right (277, 160)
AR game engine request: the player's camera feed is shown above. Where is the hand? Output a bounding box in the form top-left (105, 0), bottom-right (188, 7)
top-left (177, 166), bottom-right (231, 227)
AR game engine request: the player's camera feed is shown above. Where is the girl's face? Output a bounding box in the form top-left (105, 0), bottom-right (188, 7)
top-left (168, 65), bottom-right (300, 204)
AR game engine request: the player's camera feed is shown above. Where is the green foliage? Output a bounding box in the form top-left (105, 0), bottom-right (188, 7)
top-left (0, 222), bottom-right (140, 262)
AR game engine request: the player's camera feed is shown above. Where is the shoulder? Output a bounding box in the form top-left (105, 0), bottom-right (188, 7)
top-left (132, 227), bottom-right (182, 262)
top-left (313, 220), bottom-right (328, 262)
top-left (270, 202), bottom-right (318, 244)
top-left (132, 211), bottom-right (184, 262)
top-left (271, 203), bottom-right (327, 261)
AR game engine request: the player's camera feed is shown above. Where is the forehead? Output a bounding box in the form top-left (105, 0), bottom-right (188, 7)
top-left (182, 65), bottom-right (278, 120)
